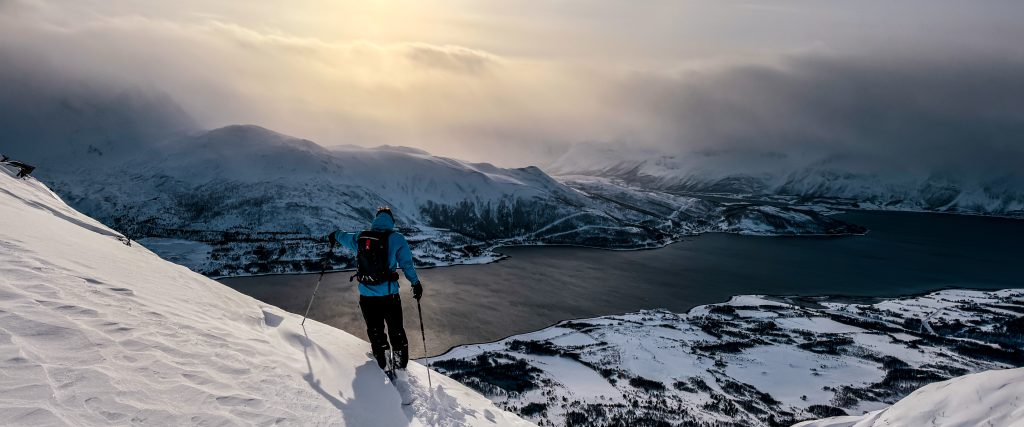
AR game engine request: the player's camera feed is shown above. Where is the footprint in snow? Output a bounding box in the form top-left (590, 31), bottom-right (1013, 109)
top-left (215, 395), bottom-right (264, 408)
top-left (55, 305), bottom-right (100, 318)
top-left (262, 309), bottom-right (284, 327)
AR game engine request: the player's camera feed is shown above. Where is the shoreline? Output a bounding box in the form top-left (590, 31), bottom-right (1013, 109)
top-left (211, 226), bottom-right (871, 280)
top-left (209, 204), bottom-right (1024, 281)
top-left (189, 206), bottom-right (1021, 281)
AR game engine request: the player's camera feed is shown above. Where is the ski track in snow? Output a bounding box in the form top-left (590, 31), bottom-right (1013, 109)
top-left (0, 169), bottom-right (532, 426)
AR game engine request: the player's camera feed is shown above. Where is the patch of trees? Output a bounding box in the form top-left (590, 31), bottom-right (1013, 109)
top-left (420, 198), bottom-right (568, 240)
top-left (806, 405), bottom-right (847, 418)
top-left (693, 340), bottom-right (758, 354)
top-left (432, 352), bottom-right (543, 395)
top-left (628, 376), bottom-right (665, 392)
top-left (797, 335), bottom-right (854, 355)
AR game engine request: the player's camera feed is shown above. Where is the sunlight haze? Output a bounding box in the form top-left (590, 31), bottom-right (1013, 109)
top-left (3, 0), bottom-right (1023, 167)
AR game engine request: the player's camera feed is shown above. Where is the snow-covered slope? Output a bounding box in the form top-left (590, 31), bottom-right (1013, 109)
top-left (432, 288), bottom-right (1024, 426)
top-left (10, 123), bottom-right (864, 276)
top-left (0, 166), bottom-right (531, 426)
top-left (796, 368), bottom-right (1024, 427)
top-left (548, 143), bottom-right (1024, 217)
top-left (563, 176), bottom-right (865, 237)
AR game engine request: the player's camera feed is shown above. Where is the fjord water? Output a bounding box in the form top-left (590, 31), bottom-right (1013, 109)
top-left (221, 211), bottom-right (1023, 357)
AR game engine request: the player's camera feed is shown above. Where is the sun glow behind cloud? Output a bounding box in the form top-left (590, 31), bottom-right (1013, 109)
top-left (2, 0), bottom-right (618, 162)
top-left (3, 0), bottom-right (1024, 168)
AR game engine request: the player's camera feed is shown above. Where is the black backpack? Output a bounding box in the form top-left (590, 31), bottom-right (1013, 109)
top-left (351, 230), bottom-right (398, 284)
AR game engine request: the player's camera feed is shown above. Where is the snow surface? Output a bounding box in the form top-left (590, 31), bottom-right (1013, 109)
top-left (0, 168), bottom-right (531, 426)
top-left (795, 368), bottom-right (1024, 427)
top-left (135, 238), bottom-right (213, 271)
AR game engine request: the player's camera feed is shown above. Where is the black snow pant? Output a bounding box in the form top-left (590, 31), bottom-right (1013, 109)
top-left (359, 293), bottom-right (408, 369)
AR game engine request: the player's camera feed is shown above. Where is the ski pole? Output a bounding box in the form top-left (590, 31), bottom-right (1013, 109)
top-left (417, 299), bottom-right (433, 392)
top-left (301, 243), bottom-right (334, 326)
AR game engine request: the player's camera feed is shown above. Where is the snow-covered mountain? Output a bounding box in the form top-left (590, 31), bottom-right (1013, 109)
top-left (0, 161), bottom-right (532, 426)
top-left (0, 72), bottom-right (874, 275)
top-left (796, 367), bottom-right (1024, 427)
top-left (432, 288), bottom-right (1024, 426)
top-left (563, 176), bottom-right (864, 237)
top-left (32, 123), bottom-right (601, 274)
top-left (548, 143), bottom-right (1024, 217)
top-left (7, 113), bottom-right (865, 276)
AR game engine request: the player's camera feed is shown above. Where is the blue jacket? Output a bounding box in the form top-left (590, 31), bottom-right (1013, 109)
top-left (332, 213), bottom-right (420, 297)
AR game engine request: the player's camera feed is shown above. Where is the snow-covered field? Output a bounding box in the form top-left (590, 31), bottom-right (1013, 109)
top-left (432, 289), bottom-right (1024, 426)
top-left (0, 164), bottom-right (531, 426)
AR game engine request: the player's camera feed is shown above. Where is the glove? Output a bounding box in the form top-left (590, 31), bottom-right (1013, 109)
top-left (324, 232), bottom-right (338, 246)
top-left (412, 282), bottom-right (423, 301)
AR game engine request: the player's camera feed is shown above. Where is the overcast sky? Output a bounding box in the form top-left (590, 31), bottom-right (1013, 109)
top-left (2, 0), bottom-right (1023, 167)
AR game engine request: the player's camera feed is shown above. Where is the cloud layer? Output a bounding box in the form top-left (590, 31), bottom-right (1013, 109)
top-left (607, 52), bottom-right (1024, 179)
top-left (2, 0), bottom-right (1024, 176)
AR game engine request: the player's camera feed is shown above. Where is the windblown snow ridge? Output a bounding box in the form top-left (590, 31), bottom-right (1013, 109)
top-left (0, 167), bottom-right (532, 426)
top-left (795, 367), bottom-right (1024, 427)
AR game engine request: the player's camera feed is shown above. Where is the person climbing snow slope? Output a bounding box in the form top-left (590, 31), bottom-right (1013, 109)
top-left (326, 207), bottom-right (423, 373)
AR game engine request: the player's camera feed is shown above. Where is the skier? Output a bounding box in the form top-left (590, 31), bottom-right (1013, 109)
top-left (325, 206), bottom-right (423, 372)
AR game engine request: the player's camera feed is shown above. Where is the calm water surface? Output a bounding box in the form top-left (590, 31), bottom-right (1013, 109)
top-left (221, 211), bottom-right (1023, 357)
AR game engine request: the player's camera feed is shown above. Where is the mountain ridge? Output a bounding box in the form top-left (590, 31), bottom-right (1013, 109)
top-left (547, 143), bottom-right (1024, 218)
top-left (9, 119), bottom-right (866, 276)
